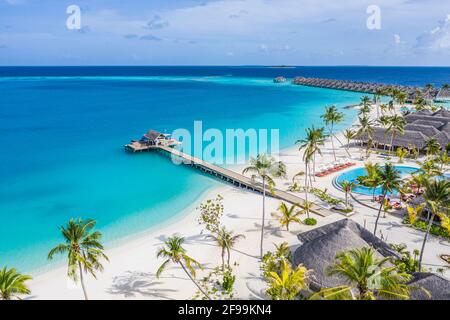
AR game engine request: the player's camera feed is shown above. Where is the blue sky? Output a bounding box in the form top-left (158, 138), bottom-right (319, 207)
top-left (0, 0), bottom-right (449, 66)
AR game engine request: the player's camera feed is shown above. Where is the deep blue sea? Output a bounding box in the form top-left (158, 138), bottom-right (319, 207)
top-left (0, 66), bottom-right (448, 272)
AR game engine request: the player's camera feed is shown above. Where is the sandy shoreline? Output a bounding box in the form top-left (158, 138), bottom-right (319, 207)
top-left (27, 104), bottom-right (450, 300)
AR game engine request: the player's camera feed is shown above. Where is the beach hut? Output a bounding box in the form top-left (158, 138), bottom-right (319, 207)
top-left (293, 219), bottom-right (398, 291)
top-left (405, 124), bottom-right (441, 138)
top-left (408, 273), bottom-right (450, 300)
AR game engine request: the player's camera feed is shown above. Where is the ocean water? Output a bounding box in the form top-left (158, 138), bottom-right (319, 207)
top-left (0, 66), bottom-right (448, 272)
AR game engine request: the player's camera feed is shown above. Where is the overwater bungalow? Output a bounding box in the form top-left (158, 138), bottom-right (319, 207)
top-left (291, 77), bottom-right (446, 102)
top-left (125, 130), bottom-right (180, 152)
top-left (273, 76), bottom-right (287, 83)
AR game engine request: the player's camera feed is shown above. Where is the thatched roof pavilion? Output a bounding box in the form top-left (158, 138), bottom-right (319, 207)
top-left (293, 219), bottom-right (450, 299)
top-left (408, 273), bottom-right (450, 300)
top-left (357, 127), bottom-right (429, 149)
top-left (293, 219), bottom-right (398, 291)
top-left (405, 114), bottom-right (450, 124)
top-left (405, 124), bottom-right (441, 137)
top-left (433, 131), bottom-right (450, 147)
top-left (411, 119), bottom-right (445, 128)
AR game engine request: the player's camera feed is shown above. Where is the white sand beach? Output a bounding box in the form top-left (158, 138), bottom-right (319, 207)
top-left (28, 104), bottom-right (450, 300)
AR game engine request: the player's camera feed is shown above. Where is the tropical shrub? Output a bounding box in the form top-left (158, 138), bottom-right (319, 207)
top-left (403, 217), bottom-right (450, 239)
top-left (197, 194), bottom-right (224, 234)
top-left (304, 218), bottom-right (317, 226)
top-left (389, 243), bottom-right (421, 272)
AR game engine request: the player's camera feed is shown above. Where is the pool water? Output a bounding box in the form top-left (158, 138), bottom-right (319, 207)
top-left (336, 166), bottom-right (421, 196)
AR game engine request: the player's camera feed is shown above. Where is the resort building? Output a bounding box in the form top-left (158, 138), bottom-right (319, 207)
top-left (125, 130), bottom-right (180, 152)
top-left (293, 219), bottom-right (450, 300)
top-left (356, 108), bottom-right (450, 152)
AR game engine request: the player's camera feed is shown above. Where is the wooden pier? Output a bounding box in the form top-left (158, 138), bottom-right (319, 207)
top-left (125, 130), bottom-right (333, 217)
top-left (155, 145), bottom-right (332, 217)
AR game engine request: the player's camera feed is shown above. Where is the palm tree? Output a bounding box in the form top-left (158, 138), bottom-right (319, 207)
top-left (373, 163), bottom-right (402, 236)
top-left (207, 227), bottom-right (245, 270)
top-left (395, 91), bottom-right (407, 107)
top-left (340, 180), bottom-right (357, 210)
top-left (343, 129), bottom-right (356, 154)
top-left (424, 138), bottom-right (441, 160)
top-left (48, 218), bottom-right (108, 300)
top-left (418, 179), bottom-right (450, 269)
top-left (310, 247), bottom-right (413, 300)
top-left (386, 115), bottom-right (406, 154)
top-left (374, 88), bottom-right (384, 118)
top-left (156, 235), bottom-right (210, 299)
top-left (0, 267), bottom-right (32, 300)
top-left (242, 154), bottom-right (286, 258)
top-left (297, 129), bottom-right (319, 219)
top-left (321, 106), bottom-right (344, 161)
top-left (396, 148), bottom-right (408, 163)
top-left (297, 126), bottom-right (326, 182)
top-left (266, 259), bottom-right (309, 300)
top-left (359, 162), bottom-right (381, 200)
top-left (359, 96), bottom-right (372, 116)
top-left (357, 115), bottom-right (374, 158)
top-left (271, 202), bottom-right (303, 231)
top-left (420, 160), bottom-right (442, 177)
top-left (437, 152), bottom-right (449, 172)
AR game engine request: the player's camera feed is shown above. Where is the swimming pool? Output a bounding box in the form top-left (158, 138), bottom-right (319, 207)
top-left (336, 165), bottom-right (421, 196)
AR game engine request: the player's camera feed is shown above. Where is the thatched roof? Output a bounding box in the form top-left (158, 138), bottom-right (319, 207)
top-left (439, 122), bottom-right (450, 133)
top-left (293, 219), bottom-right (398, 291)
top-left (412, 119), bottom-right (445, 128)
top-left (405, 124), bottom-right (441, 137)
top-left (436, 88), bottom-right (450, 101)
top-left (415, 109), bottom-right (433, 116)
top-left (143, 130), bottom-right (165, 141)
top-left (433, 108), bottom-right (450, 118)
top-left (357, 127), bottom-right (429, 149)
top-left (433, 131), bottom-right (450, 147)
top-left (405, 114), bottom-right (450, 124)
top-left (409, 273), bottom-right (450, 300)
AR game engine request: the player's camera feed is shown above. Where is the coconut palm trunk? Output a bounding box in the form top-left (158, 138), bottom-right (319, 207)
top-left (260, 176), bottom-right (266, 259)
top-left (390, 132), bottom-right (396, 154)
top-left (373, 190), bottom-right (387, 236)
top-left (179, 261), bottom-right (211, 299)
top-left (221, 247), bottom-right (226, 271)
top-left (226, 247), bottom-right (231, 269)
top-left (418, 212), bottom-right (435, 270)
top-left (304, 162), bottom-right (310, 219)
top-left (78, 261), bottom-right (88, 300)
top-left (330, 124), bottom-right (336, 161)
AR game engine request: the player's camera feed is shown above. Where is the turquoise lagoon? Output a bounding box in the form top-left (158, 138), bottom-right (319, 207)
top-left (1, 75), bottom-right (365, 272)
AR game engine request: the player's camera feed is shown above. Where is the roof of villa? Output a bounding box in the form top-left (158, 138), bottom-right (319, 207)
top-left (433, 131), bottom-right (450, 147)
top-left (405, 114), bottom-right (450, 124)
top-left (436, 88), bottom-right (450, 100)
top-left (433, 108), bottom-right (450, 118)
top-left (415, 109), bottom-right (433, 116)
top-left (411, 119), bottom-right (445, 128)
top-left (293, 219), bottom-right (398, 291)
top-left (404, 124), bottom-right (441, 137)
top-left (143, 130), bottom-right (165, 141)
top-left (439, 122), bottom-right (450, 133)
top-left (357, 128), bottom-right (429, 149)
top-left (408, 273), bottom-right (450, 300)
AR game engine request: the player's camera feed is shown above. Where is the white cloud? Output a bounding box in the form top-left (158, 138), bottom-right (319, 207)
top-left (415, 14), bottom-right (450, 50)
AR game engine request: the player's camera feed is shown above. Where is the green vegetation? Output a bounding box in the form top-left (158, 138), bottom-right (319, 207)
top-left (48, 218), bottom-right (108, 300)
top-left (271, 202), bottom-right (304, 231)
top-left (310, 247), bottom-right (414, 300)
top-left (0, 267), bottom-right (32, 300)
top-left (303, 218), bottom-right (317, 226)
top-left (243, 154), bottom-right (287, 258)
top-left (157, 235), bottom-right (210, 300)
